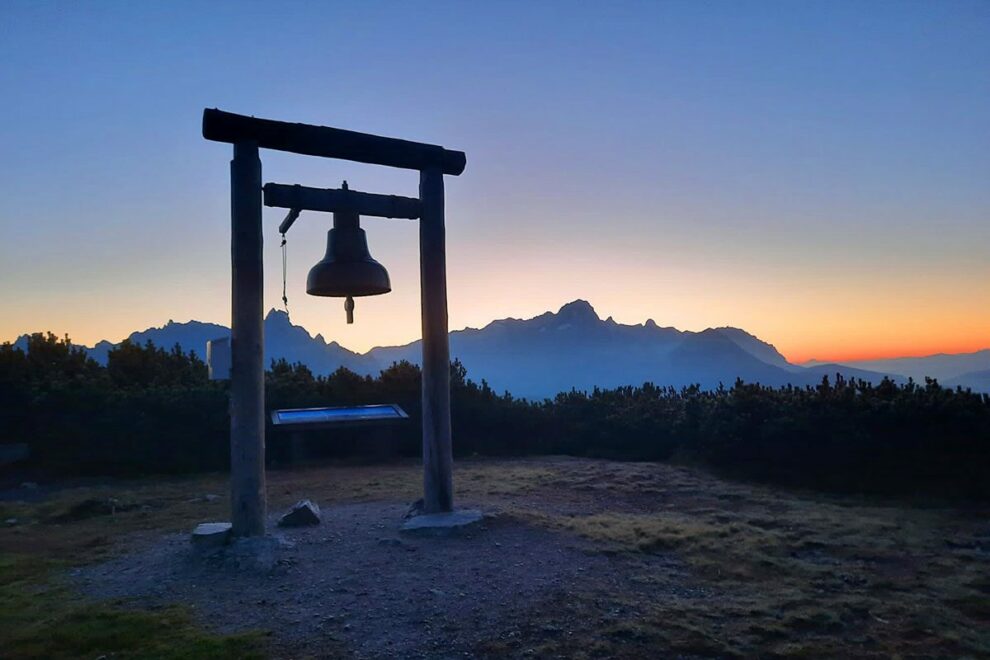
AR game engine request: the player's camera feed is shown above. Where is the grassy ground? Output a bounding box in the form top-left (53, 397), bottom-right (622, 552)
top-left (0, 474), bottom-right (268, 659)
top-left (1, 554), bottom-right (264, 659)
top-left (1, 457), bottom-right (987, 658)
top-left (506, 461), bottom-right (990, 657)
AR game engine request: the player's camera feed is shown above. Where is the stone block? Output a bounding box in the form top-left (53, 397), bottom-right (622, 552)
top-left (191, 521), bottom-right (232, 549)
top-left (278, 499), bottom-right (321, 527)
top-left (400, 509), bottom-right (485, 536)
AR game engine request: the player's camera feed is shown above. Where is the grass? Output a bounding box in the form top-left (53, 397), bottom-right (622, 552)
top-left (1, 456), bottom-right (987, 658)
top-left (504, 459), bottom-right (990, 658)
top-left (0, 472), bottom-right (265, 659)
top-left (0, 554), bottom-right (265, 659)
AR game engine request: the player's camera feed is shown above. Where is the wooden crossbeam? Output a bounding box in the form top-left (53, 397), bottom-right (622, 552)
top-left (263, 183), bottom-right (421, 220)
top-left (203, 109), bottom-right (466, 175)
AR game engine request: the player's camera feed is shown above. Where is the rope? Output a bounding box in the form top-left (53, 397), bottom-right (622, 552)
top-left (281, 232), bottom-right (290, 319)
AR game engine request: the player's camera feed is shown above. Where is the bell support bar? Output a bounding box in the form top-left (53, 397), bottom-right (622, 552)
top-left (264, 183), bottom-right (421, 220)
top-left (203, 109), bottom-right (466, 176)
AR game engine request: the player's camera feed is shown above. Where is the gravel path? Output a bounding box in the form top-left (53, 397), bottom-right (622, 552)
top-left (78, 501), bottom-right (676, 658)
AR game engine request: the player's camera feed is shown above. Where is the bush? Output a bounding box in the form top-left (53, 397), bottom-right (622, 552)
top-left (2, 334), bottom-right (988, 499)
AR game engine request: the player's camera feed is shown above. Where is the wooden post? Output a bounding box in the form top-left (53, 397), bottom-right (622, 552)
top-left (419, 167), bottom-right (453, 513)
top-left (229, 141), bottom-right (267, 536)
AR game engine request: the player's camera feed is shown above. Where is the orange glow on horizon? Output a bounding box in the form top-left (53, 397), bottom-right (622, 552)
top-left (2, 295), bottom-right (987, 368)
top-left (2, 230), bottom-right (987, 367)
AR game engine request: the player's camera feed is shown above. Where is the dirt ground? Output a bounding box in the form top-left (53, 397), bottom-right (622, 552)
top-left (3, 457), bottom-right (989, 658)
top-left (77, 503), bottom-right (691, 659)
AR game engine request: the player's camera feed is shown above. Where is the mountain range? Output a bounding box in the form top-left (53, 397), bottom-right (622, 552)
top-left (11, 300), bottom-right (989, 398)
top-left (803, 351), bottom-right (990, 392)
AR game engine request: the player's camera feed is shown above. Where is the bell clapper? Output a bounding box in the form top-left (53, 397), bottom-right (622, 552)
top-left (345, 296), bottom-right (355, 324)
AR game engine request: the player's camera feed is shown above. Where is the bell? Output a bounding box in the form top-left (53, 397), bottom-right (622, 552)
top-left (306, 209), bottom-right (390, 323)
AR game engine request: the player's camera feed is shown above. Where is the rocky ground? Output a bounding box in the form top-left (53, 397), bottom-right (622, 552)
top-left (78, 503), bottom-right (691, 658)
top-left (3, 457), bottom-right (989, 658)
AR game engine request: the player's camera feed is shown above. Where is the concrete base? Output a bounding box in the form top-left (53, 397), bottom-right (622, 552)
top-left (189, 524), bottom-right (292, 571)
top-left (190, 522), bottom-right (232, 549)
top-left (224, 534), bottom-right (292, 571)
top-left (400, 509), bottom-right (485, 536)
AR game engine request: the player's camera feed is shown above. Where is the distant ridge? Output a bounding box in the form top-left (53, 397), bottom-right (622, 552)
top-left (10, 300), bottom-right (987, 397)
top-left (804, 350), bottom-right (990, 384)
top-left (365, 300), bottom-right (903, 398)
top-left (13, 311), bottom-right (379, 377)
top-left (945, 369), bottom-right (990, 392)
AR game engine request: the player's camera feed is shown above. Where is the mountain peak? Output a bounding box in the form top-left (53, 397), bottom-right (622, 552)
top-left (712, 326), bottom-right (791, 369)
top-left (265, 308), bottom-right (291, 324)
top-left (556, 299), bottom-right (600, 322)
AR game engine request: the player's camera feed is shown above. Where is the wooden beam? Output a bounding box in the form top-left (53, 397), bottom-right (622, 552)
top-left (204, 109), bottom-right (467, 176)
top-left (418, 167), bottom-right (454, 514)
top-left (277, 208), bottom-right (300, 235)
top-left (264, 183), bottom-right (421, 220)
top-left (229, 141), bottom-right (267, 537)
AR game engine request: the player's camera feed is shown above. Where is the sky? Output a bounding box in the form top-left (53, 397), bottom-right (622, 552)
top-left (0, 1), bottom-right (987, 363)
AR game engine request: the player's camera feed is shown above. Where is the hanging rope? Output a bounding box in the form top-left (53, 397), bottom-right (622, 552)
top-left (281, 231), bottom-right (290, 319)
top-left (278, 208), bottom-right (301, 321)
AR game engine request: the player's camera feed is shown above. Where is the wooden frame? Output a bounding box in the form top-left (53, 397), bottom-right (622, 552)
top-left (205, 109), bottom-right (465, 536)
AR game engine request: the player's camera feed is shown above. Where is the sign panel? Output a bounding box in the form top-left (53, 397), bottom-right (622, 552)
top-left (270, 404), bottom-right (409, 429)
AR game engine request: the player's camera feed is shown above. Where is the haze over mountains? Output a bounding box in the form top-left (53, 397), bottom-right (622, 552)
top-left (12, 301), bottom-right (989, 398)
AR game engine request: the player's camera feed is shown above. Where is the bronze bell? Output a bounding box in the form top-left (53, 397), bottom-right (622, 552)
top-left (307, 209), bottom-right (390, 323)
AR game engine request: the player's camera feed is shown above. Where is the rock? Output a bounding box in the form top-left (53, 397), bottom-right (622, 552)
top-left (278, 499), bottom-right (321, 527)
top-left (190, 522), bottom-right (232, 549)
top-left (20, 482), bottom-right (38, 490)
top-left (400, 509), bottom-right (485, 536)
top-left (404, 498), bottom-right (424, 519)
top-left (378, 537), bottom-right (404, 547)
top-left (4, 518), bottom-right (17, 527)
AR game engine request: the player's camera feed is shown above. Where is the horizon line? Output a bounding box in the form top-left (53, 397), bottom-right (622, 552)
top-left (5, 305), bottom-right (988, 367)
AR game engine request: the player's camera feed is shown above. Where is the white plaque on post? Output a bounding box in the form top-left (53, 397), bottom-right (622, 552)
top-left (207, 337), bottom-right (231, 380)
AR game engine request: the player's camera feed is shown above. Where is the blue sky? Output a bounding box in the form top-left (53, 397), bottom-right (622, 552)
top-left (1, 1), bottom-right (987, 360)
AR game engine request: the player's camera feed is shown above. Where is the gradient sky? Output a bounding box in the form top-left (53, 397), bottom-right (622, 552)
top-left (1, 1), bottom-right (987, 363)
